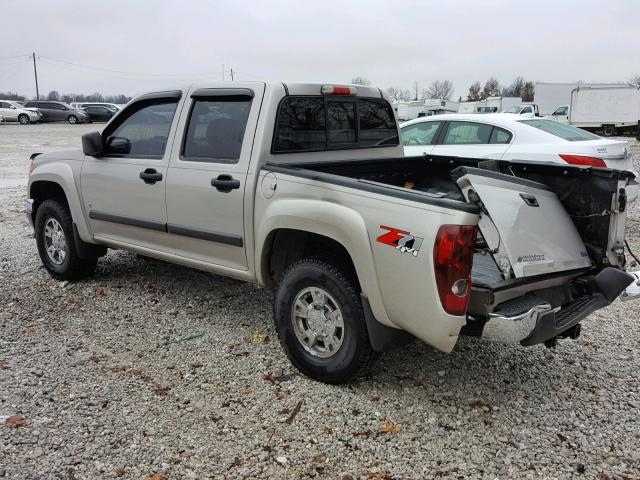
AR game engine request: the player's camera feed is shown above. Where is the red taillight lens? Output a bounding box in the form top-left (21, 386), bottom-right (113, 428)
top-left (559, 154), bottom-right (606, 167)
top-left (433, 225), bottom-right (477, 316)
top-left (320, 85), bottom-right (357, 96)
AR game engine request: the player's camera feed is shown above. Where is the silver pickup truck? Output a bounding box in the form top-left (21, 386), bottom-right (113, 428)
top-left (26, 82), bottom-right (639, 383)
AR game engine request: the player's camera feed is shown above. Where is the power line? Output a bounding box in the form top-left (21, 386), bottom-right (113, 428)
top-left (39, 55), bottom-right (226, 78)
top-left (0, 54), bottom-right (30, 60)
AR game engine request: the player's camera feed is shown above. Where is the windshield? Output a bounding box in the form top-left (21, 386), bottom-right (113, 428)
top-left (519, 119), bottom-right (600, 141)
top-left (503, 106), bottom-right (521, 113)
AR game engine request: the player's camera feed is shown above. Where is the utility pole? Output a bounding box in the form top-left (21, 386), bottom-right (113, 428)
top-left (32, 52), bottom-right (40, 100)
top-left (230, 68), bottom-right (234, 81)
top-left (222, 64), bottom-right (224, 81)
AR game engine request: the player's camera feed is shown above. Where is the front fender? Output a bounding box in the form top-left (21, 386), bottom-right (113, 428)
top-left (255, 198), bottom-right (394, 328)
top-left (28, 162), bottom-right (92, 241)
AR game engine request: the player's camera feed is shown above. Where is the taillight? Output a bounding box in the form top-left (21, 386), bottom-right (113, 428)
top-left (559, 154), bottom-right (606, 167)
top-left (433, 225), bottom-right (477, 316)
top-left (320, 85), bottom-right (357, 96)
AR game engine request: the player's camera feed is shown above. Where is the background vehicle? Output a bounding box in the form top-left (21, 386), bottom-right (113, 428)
top-left (564, 86), bottom-right (640, 136)
top-left (401, 113), bottom-right (634, 172)
top-left (501, 103), bottom-right (540, 116)
top-left (81, 104), bottom-right (117, 122)
top-left (23, 101), bottom-right (90, 124)
top-left (548, 104), bottom-right (569, 123)
top-left (26, 82), bottom-right (637, 384)
top-left (76, 102), bottom-right (122, 111)
top-left (459, 96), bottom-right (521, 114)
top-left (535, 82), bottom-right (625, 116)
top-left (0, 100), bottom-right (43, 124)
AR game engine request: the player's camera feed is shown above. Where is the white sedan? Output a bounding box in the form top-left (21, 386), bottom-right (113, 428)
top-left (400, 113), bottom-right (634, 172)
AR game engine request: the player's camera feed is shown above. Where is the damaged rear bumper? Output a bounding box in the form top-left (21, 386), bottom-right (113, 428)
top-left (481, 267), bottom-right (635, 346)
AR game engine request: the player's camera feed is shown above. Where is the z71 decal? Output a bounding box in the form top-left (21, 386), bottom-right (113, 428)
top-left (376, 225), bottom-right (424, 257)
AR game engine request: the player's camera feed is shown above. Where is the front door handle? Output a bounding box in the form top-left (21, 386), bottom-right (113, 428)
top-left (211, 174), bottom-right (240, 193)
top-left (140, 168), bottom-right (163, 185)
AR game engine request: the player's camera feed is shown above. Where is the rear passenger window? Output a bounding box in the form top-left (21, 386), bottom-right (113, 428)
top-left (182, 98), bottom-right (252, 162)
top-left (443, 121), bottom-right (493, 145)
top-left (272, 96), bottom-right (399, 153)
top-left (489, 127), bottom-right (512, 144)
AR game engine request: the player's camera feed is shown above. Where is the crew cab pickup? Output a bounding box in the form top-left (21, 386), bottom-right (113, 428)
top-left (26, 82), bottom-right (639, 383)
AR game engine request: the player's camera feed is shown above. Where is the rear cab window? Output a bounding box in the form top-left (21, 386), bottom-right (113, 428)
top-left (519, 119), bottom-right (600, 141)
top-left (272, 95), bottom-right (398, 153)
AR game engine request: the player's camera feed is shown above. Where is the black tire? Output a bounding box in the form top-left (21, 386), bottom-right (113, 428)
top-left (67, 115), bottom-right (78, 124)
top-left (603, 125), bottom-right (617, 136)
top-left (35, 199), bottom-right (98, 281)
top-left (18, 114), bottom-right (30, 125)
top-left (274, 258), bottom-right (376, 384)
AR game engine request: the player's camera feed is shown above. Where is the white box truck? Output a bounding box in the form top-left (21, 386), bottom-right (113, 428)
top-left (535, 82), bottom-right (628, 117)
top-left (561, 86), bottom-right (640, 136)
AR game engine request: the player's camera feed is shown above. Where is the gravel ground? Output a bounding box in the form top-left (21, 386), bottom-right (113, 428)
top-left (1, 124), bottom-right (639, 480)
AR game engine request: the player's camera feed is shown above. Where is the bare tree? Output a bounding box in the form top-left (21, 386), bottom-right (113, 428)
top-left (424, 80), bottom-right (454, 100)
top-left (386, 86), bottom-right (411, 101)
top-left (351, 77), bottom-right (371, 86)
top-left (412, 81), bottom-right (420, 101)
top-left (521, 81), bottom-right (535, 102)
top-left (46, 90), bottom-right (60, 101)
top-left (482, 77), bottom-right (501, 99)
top-left (630, 74), bottom-right (640, 87)
top-left (502, 76), bottom-right (525, 97)
top-left (467, 81), bottom-right (482, 102)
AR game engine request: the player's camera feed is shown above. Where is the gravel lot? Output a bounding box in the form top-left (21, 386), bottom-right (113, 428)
top-left (1, 124), bottom-right (639, 479)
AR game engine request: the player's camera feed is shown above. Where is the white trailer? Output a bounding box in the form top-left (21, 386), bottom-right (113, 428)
top-left (458, 97), bottom-right (521, 114)
top-left (458, 101), bottom-right (479, 113)
top-left (424, 98), bottom-right (459, 115)
top-left (395, 100), bottom-right (424, 121)
top-left (535, 82), bottom-right (624, 116)
top-left (568, 86), bottom-right (640, 136)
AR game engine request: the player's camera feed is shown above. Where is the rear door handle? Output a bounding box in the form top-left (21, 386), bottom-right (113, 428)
top-left (211, 174), bottom-right (240, 193)
top-left (140, 168), bottom-right (163, 184)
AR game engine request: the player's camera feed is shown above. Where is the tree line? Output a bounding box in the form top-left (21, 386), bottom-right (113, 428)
top-left (0, 90), bottom-right (132, 104)
top-left (352, 77), bottom-right (535, 103)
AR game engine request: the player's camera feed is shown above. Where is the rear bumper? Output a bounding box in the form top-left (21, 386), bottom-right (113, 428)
top-left (481, 267), bottom-right (635, 346)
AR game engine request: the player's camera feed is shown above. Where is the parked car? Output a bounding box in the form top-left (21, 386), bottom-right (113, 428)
top-left (22, 101), bottom-right (90, 124)
top-left (25, 82), bottom-right (637, 383)
top-left (0, 100), bottom-right (43, 124)
top-left (78, 102), bottom-right (121, 111)
top-left (400, 113), bottom-right (634, 172)
top-left (81, 104), bottom-right (117, 123)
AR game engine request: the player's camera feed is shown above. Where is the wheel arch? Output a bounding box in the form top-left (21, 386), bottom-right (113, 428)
top-left (255, 199), bottom-right (393, 328)
top-left (28, 166), bottom-right (92, 241)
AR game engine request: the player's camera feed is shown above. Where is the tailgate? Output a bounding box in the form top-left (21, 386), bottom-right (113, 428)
top-left (453, 167), bottom-right (592, 279)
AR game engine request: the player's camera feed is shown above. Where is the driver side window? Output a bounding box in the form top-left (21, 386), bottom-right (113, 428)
top-left (104, 101), bottom-right (178, 158)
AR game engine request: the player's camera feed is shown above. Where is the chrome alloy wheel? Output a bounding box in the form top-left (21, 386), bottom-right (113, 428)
top-left (291, 287), bottom-right (345, 358)
top-left (43, 218), bottom-right (67, 265)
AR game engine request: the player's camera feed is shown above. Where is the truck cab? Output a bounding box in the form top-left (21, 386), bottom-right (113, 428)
top-left (502, 104), bottom-right (540, 117)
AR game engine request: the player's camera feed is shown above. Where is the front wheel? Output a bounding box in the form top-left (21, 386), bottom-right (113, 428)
top-left (35, 199), bottom-right (98, 280)
top-left (67, 115), bottom-right (78, 124)
top-left (18, 114), bottom-right (30, 125)
top-left (274, 258), bottom-right (376, 384)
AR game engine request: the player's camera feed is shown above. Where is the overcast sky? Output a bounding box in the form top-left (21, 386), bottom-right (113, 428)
top-left (1, 0), bottom-right (639, 99)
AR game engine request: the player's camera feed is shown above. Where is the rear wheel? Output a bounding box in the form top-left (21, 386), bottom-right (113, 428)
top-left (602, 125), bottom-right (617, 136)
top-left (67, 115), bottom-right (78, 124)
top-left (35, 199), bottom-right (98, 280)
top-left (18, 114), bottom-right (30, 125)
top-left (274, 258), bottom-right (376, 384)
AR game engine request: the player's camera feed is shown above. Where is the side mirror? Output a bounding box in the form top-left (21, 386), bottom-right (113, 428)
top-left (82, 131), bottom-right (103, 156)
